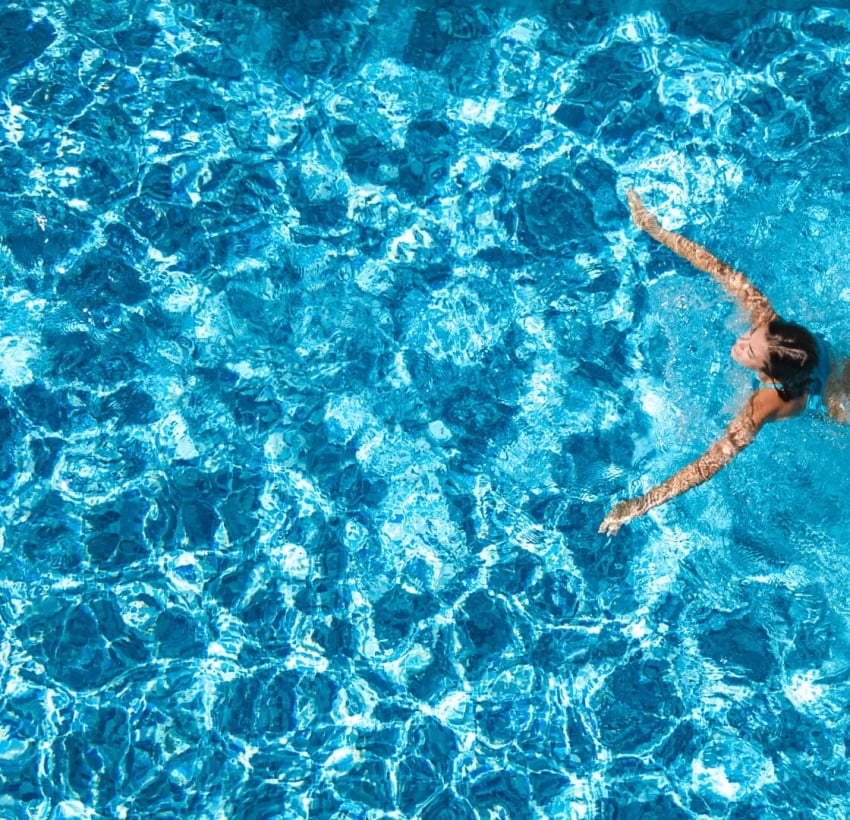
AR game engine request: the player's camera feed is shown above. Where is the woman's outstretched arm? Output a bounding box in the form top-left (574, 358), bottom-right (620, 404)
top-left (599, 389), bottom-right (791, 535)
top-left (627, 189), bottom-right (778, 328)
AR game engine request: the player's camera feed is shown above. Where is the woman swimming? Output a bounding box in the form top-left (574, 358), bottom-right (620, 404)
top-left (599, 189), bottom-right (849, 536)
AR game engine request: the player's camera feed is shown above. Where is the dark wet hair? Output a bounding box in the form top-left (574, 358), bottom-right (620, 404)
top-left (763, 318), bottom-right (818, 401)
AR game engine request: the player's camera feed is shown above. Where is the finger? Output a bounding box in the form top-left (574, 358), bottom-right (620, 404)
top-left (598, 519), bottom-right (618, 536)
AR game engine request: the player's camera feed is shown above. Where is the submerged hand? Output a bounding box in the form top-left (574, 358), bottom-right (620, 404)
top-left (598, 497), bottom-right (643, 536)
top-left (626, 189), bottom-right (661, 235)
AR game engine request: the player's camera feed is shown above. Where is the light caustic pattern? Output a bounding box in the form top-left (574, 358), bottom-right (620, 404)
top-left (3, 1), bottom-right (850, 818)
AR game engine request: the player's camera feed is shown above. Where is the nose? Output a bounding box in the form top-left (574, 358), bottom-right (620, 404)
top-left (731, 340), bottom-right (746, 362)
top-left (732, 331), bottom-right (751, 354)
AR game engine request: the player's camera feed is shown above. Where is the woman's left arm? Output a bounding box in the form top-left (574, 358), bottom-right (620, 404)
top-left (599, 390), bottom-right (794, 535)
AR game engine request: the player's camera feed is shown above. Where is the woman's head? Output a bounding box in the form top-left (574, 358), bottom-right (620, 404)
top-left (731, 319), bottom-right (818, 399)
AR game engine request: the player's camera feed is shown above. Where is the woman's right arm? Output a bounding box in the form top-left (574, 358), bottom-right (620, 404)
top-left (627, 189), bottom-right (777, 328)
top-left (598, 387), bottom-right (798, 536)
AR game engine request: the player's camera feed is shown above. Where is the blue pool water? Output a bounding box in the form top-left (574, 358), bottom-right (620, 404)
top-left (5, 0), bottom-right (850, 816)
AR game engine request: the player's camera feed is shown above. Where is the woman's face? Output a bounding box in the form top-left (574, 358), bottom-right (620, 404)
top-left (731, 326), bottom-right (770, 372)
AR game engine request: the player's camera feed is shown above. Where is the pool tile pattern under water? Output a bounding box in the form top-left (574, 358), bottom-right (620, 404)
top-left (3, 1), bottom-right (850, 817)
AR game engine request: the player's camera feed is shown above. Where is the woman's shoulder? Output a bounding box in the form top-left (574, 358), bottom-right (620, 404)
top-left (751, 385), bottom-right (805, 422)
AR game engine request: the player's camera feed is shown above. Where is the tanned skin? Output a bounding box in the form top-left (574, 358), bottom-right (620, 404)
top-left (599, 190), bottom-right (811, 536)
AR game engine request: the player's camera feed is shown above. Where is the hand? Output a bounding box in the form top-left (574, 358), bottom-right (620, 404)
top-left (626, 189), bottom-right (661, 235)
top-left (598, 497), bottom-right (643, 536)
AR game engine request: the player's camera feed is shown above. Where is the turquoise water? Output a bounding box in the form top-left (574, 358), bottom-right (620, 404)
top-left (4, 0), bottom-right (850, 817)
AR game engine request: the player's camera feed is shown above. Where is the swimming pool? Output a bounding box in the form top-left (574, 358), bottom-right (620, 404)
top-left (4, 0), bottom-right (850, 816)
